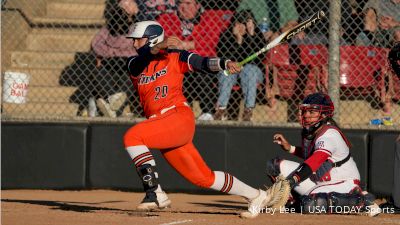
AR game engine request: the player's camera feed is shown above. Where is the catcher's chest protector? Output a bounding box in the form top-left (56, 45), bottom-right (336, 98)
top-left (303, 125), bottom-right (352, 182)
top-left (302, 125), bottom-right (350, 159)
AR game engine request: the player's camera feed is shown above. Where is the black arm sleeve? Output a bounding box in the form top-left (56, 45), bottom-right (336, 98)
top-left (295, 146), bottom-right (303, 153)
top-left (126, 45), bottom-right (153, 77)
top-left (287, 163), bottom-right (313, 188)
top-left (178, 50), bottom-right (228, 74)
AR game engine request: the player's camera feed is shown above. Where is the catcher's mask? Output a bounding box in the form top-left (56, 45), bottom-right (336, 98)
top-left (127, 20), bottom-right (164, 47)
top-left (299, 93), bottom-right (334, 128)
top-left (388, 42), bottom-right (400, 78)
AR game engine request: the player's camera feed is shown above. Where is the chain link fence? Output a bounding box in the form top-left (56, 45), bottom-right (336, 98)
top-left (1, 0), bottom-right (399, 129)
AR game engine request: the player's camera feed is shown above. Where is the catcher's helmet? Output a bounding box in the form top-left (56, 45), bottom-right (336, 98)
top-left (388, 42), bottom-right (400, 78)
top-left (127, 21), bottom-right (164, 47)
top-left (299, 92), bottom-right (334, 127)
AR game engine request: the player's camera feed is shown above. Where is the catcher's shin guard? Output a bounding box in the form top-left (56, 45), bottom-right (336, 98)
top-left (136, 164), bottom-right (171, 210)
top-left (300, 193), bottom-right (329, 213)
top-left (300, 192), bottom-right (381, 216)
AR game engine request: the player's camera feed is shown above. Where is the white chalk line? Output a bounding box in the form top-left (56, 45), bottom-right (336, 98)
top-left (159, 219), bottom-right (193, 225)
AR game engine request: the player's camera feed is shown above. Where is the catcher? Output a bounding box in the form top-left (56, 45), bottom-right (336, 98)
top-left (266, 92), bottom-right (381, 216)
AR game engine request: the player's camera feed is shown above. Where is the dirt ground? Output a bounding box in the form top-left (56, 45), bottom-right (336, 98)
top-left (2, 190), bottom-right (399, 225)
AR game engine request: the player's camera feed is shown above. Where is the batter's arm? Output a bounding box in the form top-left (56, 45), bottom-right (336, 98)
top-left (126, 45), bottom-right (153, 77)
top-left (178, 50), bottom-right (240, 74)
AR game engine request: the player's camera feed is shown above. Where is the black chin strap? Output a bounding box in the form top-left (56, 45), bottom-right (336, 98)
top-left (302, 117), bottom-right (333, 140)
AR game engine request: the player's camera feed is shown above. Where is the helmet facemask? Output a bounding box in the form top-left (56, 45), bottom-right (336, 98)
top-left (299, 103), bottom-right (334, 128)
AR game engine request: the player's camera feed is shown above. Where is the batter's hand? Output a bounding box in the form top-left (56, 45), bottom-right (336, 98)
top-left (226, 61), bottom-right (241, 74)
top-left (273, 133), bottom-right (291, 151)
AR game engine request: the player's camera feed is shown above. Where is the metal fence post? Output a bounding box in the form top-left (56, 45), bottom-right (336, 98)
top-left (328, 0), bottom-right (341, 123)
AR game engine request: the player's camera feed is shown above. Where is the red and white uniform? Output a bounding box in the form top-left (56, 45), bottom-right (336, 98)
top-left (280, 126), bottom-right (361, 195)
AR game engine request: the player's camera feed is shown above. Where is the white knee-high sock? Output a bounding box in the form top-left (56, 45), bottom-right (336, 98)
top-left (126, 145), bottom-right (162, 192)
top-left (126, 145), bottom-right (156, 167)
top-left (210, 171), bottom-right (259, 200)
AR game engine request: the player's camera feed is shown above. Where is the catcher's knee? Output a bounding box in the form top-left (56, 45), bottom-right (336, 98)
top-left (266, 157), bottom-right (282, 177)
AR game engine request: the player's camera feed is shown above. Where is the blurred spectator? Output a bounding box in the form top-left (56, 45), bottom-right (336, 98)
top-left (158, 0), bottom-right (232, 55)
top-left (214, 10), bottom-right (266, 121)
top-left (356, 0), bottom-right (400, 114)
top-left (157, 0), bottom-right (232, 120)
top-left (136, 0), bottom-right (177, 21)
top-left (237, 0), bottom-right (299, 114)
top-left (237, 0), bottom-right (271, 41)
top-left (237, 0), bottom-right (269, 27)
top-left (379, 39), bottom-right (400, 115)
top-left (90, 0), bottom-right (138, 117)
top-left (60, 52), bottom-right (98, 116)
top-left (344, 0), bottom-right (369, 45)
top-left (389, 41), bottom-right (400, 78)
top-left (198, 0), bottom-right (238, 10)
top-left (238, 0), bottom-right (298, 42)
top-left (292, 0), bottom-right (353, 45)
top-left (356, 0), bottom-right (400, 48)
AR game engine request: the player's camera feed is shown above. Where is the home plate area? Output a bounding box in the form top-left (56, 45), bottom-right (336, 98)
top-left (2, 190), bottom-right (398, 225)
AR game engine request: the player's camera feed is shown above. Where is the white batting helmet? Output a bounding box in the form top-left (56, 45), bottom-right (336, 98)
top-left (127, 21), bottom-right (164, 47)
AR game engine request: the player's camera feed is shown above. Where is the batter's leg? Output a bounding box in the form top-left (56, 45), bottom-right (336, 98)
top-left (162, 142), bottom-right (271, 218)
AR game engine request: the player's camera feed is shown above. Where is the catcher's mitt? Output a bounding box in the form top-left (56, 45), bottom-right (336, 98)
top-left (388, 42), bottom-right (400, 78)
top-left (265, 176), bottom-right (291, 209)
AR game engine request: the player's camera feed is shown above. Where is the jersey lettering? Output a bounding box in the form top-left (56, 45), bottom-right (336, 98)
top-left (130, 51), bottom-right (190, 117)
top-left (316, 141), bottom-right (325, 149)
top-left (138, 67), bottom-right (168, 85)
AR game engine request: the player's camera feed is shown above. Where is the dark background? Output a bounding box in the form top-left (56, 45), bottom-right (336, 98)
top-left (2, 122), bottom-right (399, 197)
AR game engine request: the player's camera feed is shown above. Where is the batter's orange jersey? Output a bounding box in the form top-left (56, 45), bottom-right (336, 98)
top-left (127, 49), bottom-right (191, 118)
